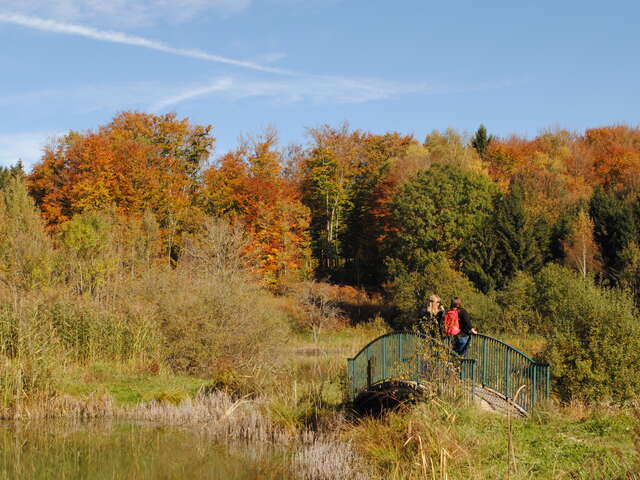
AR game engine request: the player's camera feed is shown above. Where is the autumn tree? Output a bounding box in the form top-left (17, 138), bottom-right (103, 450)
top-left (300, 124), bottom-right (363, 276)
top-left (423, 129), bottom-right (485, 173)
top-left (203, 130), bottom-right (310, 287)
top-left (28, 112), bottom-right (215, 262)
top-left (341, 132), bottom-right (414, 285)
top-left (562, 209), bottom-right (600, 278)
top-left (583, 126), bottom-right (640, 190)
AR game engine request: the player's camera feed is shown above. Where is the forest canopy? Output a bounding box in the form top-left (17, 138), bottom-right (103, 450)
top-left (20, 115), bottom-right (640, 296)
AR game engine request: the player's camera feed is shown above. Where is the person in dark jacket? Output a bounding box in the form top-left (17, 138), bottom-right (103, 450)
top-left (450, 297), bottom-right (477, 356)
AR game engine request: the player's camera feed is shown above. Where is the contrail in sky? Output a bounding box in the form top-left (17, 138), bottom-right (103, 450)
top-left (0, 12), bottom-right (290, 75)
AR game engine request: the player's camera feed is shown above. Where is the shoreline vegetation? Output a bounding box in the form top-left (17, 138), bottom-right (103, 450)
top-left (2, 329), bottom-right (638, 479)
top-left (1, 115), bottom-right (640, 478)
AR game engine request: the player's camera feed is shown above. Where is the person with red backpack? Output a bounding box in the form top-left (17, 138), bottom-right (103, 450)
top-left (443, 297), bottom-right (477, 356)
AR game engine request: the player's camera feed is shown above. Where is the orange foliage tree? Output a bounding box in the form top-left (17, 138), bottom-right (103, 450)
top-left (202, 130), bottom-right (310, 286)
top-left (583, 126), bottom-right (640, 190)
top-left (28, 112), bottom-right (215, 259)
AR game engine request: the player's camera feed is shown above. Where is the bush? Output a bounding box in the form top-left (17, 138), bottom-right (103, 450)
top-left (0, 213), bottom-right (292, 410)
top-left (148, 220), bottom-right (289, 377)
top-left (144, 268), bottom-right (289, 377)
top-left (535, 264), bottom-right (640, 402)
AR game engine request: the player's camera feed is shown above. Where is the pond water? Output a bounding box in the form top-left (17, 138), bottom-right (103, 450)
top-left (0, 421), bottom-right (291, 479)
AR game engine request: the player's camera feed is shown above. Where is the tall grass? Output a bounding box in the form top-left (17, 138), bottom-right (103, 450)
top-left (344, 398), bottom-right (638, 479)
top-left (0, 184), bottom-right (291, 414)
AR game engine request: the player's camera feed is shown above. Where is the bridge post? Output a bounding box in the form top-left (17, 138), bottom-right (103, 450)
top-left (367, 358), bottom-right (372, 389)
top-left (481, 337), bottom-right (488, 386)
top-left (544, 364), bottom-right (550, 399)
top-left (505, 349), bottom-right (511, 400)
top-left (347, 359), bottom-right (352, 400)
top-left (531, 363), bottom-right (537, 408)
top-left (472, 359), bottom-right (477, 400)
top-left (382, 336), bottom-right (387, 381)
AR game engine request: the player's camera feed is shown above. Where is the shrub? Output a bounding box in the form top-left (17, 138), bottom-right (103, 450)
top-left (535, 264), bottom-right (640, 402)
top-left (151, 220), bottom-right (290, 376)
top-left (291, 281), bottom-right (344, 343)
top-left (143, 268), bottom-right (289, 377)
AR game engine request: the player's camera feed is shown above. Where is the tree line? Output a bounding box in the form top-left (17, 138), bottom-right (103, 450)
top-left (13, 112), bottom-right (640, 296)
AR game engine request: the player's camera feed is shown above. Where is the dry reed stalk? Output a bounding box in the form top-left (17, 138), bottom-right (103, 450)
top-left (440, 448), bottom-right (449, 480)
top-left (405, 430), bottom-right (447, 480)
top-left (633, 401), bottom-right (640, 478)
top-left (417, 434), bottom-right (427, 478)
top-left (292, 439), bottom-right (372, 480)
top-left (507, 384), bottom-right (527, 479)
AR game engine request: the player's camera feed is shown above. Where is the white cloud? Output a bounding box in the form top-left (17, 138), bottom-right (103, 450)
top-left (0, 73), bottom-right (428, 122)
top-left (152, 75), bottom-right (430, 110)
top-left (0, 132), bottom-right (59, 168)
top-left (250, 52), bottom-right (287, 65)
top-left (0, 0), bottom-right (250, 26)
top-left (0, 82), bottom-right (170, 113)
top-left (0, 13), bottom-right (287, 74)
top-left (152, 77), bottom-right (236, 110)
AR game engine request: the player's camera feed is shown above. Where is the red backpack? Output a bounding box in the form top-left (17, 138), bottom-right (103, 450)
top-left (443, 308), bottom-right (461, 336)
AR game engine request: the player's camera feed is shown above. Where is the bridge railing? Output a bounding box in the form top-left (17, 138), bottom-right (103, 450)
top-left (346, 332), bottom-right (475, 402)
top-left (347, 332), bottom-right (550, 413)
top-left (462, 334), bottom-right (550, 412)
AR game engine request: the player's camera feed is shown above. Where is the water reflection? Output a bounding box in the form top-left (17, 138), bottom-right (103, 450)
top-left (0, 421), bottom-right (289, 479)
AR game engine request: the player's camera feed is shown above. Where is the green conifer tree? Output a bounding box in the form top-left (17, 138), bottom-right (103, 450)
top-left (493, 184), bottom-right (548, 283)
top-left (589, 187), bottom-right (636, 285)
top-left (471, 124), bottom-right (493, 158)
top-left (0, 162), bottom-right (24, 190)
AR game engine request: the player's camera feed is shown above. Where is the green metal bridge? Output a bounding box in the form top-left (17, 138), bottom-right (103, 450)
top-left (347, 332), bottom-right (550, 414)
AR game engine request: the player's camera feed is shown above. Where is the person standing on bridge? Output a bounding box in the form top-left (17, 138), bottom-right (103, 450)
top-left (418, 294), bottom-right (445, 337)
top-left (444, 297), bottom-right (477, 356)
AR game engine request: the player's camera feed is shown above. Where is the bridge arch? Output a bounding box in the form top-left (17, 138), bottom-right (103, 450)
top-left (347, 331), bottom-right (550, 414)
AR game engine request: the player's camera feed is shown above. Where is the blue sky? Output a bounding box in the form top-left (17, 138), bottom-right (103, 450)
top-left (1, 0), bottom-right (639, 168)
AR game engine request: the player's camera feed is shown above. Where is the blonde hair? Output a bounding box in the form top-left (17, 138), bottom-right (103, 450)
top-left (426, 295), bottom-right (441, 316)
